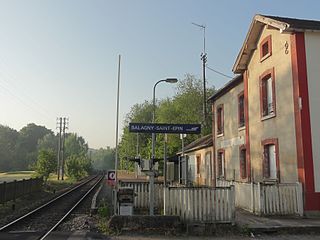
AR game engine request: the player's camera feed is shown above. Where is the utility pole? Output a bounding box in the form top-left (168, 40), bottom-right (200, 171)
top-left (60, 117), bottom-right (69, 180)
top-left (192, 22), bottom-right (207, 127)
top-left (56, 117), bottom-right (62, 180)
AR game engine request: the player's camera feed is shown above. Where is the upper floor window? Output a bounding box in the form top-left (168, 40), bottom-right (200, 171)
top-left (239, 146), bottom-right (247, 179)
top-left (262, 138), bottom-right (279, 180)
top-left (217, 149), bottom-right (225, 178)
top-left (238, 92), bottom-right (245, 128)
top-left (217, 105), bottom-right (224, 135)
top-left (260, 68), bottom-right (276, 118)
top-left (260, 35), bottom-right (272, 61)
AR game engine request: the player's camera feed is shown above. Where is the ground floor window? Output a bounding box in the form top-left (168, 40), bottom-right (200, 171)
top-left (217, 149), bottom-right (225, 178)
top-left (262, 138), bottom-right (279, 180)
top-left (239, 146), bottom-right (247, 179)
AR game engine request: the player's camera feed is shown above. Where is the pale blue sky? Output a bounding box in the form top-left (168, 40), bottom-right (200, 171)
top-left (0, 0), bottom-right (318, 148)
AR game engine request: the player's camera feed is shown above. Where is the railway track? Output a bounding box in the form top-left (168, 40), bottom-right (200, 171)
top-left (0, 174), bottom-right (104, 240)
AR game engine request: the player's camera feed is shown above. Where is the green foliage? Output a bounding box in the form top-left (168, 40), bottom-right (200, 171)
top-left (64, 133), bottom-right (88, 160)
top-left (37, 133), bottom-right (58, 152)
top-left (0, 125), bottom-right (19, 171)
top-left (90, 147), bottom-right (115, 171)
top-left (66, 154), bottom-right (91, 180)
top-left (118, 74), bottom-right (215, 171)
top-left (35, 149), bottom-right (57, 181)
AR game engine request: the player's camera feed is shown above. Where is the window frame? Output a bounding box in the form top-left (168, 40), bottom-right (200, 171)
top-left (239, 145), bottom-right (247, 179)
top-left (261, 138), bottom-right (280, 181)
top-left (216, 104), bottom-right (224, 136)
top-left (260, 35), bottom-right (272, 62)
top-left (259, 68), bottom-right (276, 119)
top-left (217, 149), bottom-right (225, 179)
top-left (238, 91), bottom-right (245, 128)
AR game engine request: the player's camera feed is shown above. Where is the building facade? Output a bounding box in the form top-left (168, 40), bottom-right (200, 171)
top-left (210, 15), bottom-right (320, 214)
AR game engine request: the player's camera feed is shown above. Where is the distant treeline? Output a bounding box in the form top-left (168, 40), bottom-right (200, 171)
top-left (0, 123), bottom-right (114, 172)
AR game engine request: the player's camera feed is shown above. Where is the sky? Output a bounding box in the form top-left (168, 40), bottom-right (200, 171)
top-left (0, 0), bottom-right (319, 149)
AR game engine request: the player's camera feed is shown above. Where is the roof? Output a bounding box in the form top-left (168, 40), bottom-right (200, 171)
top-left (178, 134), bottom-right (213, 155)
top-left (208, 75), bottom-right (243, 102)
top-left (233, 14), bottom-right (320, 74)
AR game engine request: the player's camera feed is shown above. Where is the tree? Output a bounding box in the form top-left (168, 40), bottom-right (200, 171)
top-left (16, 123), bottom-right (53, 169)
top-left (0, 125), bottom-right (19, 171)
top-left (64, 133), bottom-right (88, 160)
top-left (66, 154), bottom-right (91, 180)
top-left (35, 149), bottom-right (57, 181)
top-left (90, 147), bottom-right (115, 171)
top-left (37, 133), bottom-right (58, 153)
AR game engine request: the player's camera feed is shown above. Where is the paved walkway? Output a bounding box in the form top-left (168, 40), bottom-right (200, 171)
top-left (236, 209), bottom-right (320, 233)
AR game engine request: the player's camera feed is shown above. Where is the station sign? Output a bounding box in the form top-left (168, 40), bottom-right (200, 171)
top-left (129, 123), bottom-right (201, 134)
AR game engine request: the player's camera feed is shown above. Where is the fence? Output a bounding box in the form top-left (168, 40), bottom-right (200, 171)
top-left (0, 177), bottom-right (43, 204)
top-left (119, 180), bottom-right (164, 209)
top-left (216, 180), bottom-right (303, 216)
top-left (164, 186), bottom-right (235, 223)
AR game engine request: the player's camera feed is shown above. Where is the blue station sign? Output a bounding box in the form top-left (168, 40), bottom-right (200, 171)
top-left (129, 123), bottom-right (201, 134)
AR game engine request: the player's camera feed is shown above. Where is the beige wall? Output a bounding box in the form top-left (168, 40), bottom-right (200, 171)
top-left (247, 26), bottom-right (298, 183)
top-left (305, 32), bottom-right (320, 192)
top-left (214, 82), bottom-right (246, 181)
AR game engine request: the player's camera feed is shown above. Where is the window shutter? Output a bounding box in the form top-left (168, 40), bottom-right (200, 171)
top-left (262, 80), bottom-right (268, 116)
top-left (221, 108), bottom-right (224, 133)
top-left (217, 109), bottom-right (221, 134)
top-left (240, 149), bottom-right (246, 178)
top-left (263, 146), bottom-right (270, 178)
top-left (218, 153), bottom-right (222, 177)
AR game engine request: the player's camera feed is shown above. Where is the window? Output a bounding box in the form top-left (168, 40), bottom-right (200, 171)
top-left (260, 35), bottom-right (272, 61)
top-left (217, 105), bottom-right (224, 135)
top-left (196, 155), bottom-right (201, 175)
top-left (262, 139), bottom-right (279, 180)
top-left (217, 149), bottom-right (225, 178)
top-left (260, 68), bottom-right (276, 118)
top-left (239, 146), bottom-right (247, 179)
top-left (238, 92), bottom-right (245, 128)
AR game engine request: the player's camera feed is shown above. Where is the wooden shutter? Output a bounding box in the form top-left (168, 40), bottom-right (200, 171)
top-left (240, 149), bottom-right (246, 178)
top-left (263, 145), bottom-right (270, 178)
top-left (262, 79), bottom-right (268, 116)
top-left (218, 152), bottom-right (222, 177)
top-left (239, 95), bottom-right (244, 126)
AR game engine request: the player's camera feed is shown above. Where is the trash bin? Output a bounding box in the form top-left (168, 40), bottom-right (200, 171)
top-left (117, 187), bottom-right (134, 215)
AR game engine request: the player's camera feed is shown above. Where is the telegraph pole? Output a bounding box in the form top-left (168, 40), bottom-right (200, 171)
top-left (192, 22), bottom-right (207, 126)
top-left (56, 117), bottom-right (62, 180)
top-left (61, 117), bottom-right (68, 180)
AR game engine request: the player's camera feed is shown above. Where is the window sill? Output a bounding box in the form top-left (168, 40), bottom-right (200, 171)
top-left (263, 178), bottom-right (278, 184)
top-left (261, 113), bottom-right (276, 121)
top-left (260, 52), bottom-right (271, 63)
top-left (217, 133), bottom-right (224, 138)
top-left (238, 126), bottom-right (245, 131)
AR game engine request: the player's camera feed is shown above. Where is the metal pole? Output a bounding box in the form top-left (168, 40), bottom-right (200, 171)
top-left (114, 54), bottom-right (121, 215)
top-left (164, 134), bottom-right (167, 186)
top-left (150, 81), bottom-right (158, 216)
top-left (150, 78), bottom-right (177, 215)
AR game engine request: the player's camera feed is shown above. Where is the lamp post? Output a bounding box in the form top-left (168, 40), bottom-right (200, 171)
top-left (150, 78), bottom-right (178, 215)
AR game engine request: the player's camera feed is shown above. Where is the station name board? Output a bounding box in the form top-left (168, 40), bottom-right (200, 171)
top-left (129, 123), bottom-right (201, 134)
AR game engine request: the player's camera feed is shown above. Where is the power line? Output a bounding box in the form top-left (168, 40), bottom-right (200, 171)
top-left (206, 65), bottom-right (233, 79)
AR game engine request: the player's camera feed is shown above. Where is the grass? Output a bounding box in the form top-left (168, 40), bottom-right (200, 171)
top-left (0, 171), bottom-right (35, 183)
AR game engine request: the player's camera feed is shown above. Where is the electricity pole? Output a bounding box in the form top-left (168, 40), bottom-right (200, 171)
top-left (192, 22), bottom-right (207, 126)
top-left (61, 117), bottom-right (68, 180)
top-left (56, 117), bottom-right (62, 180)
